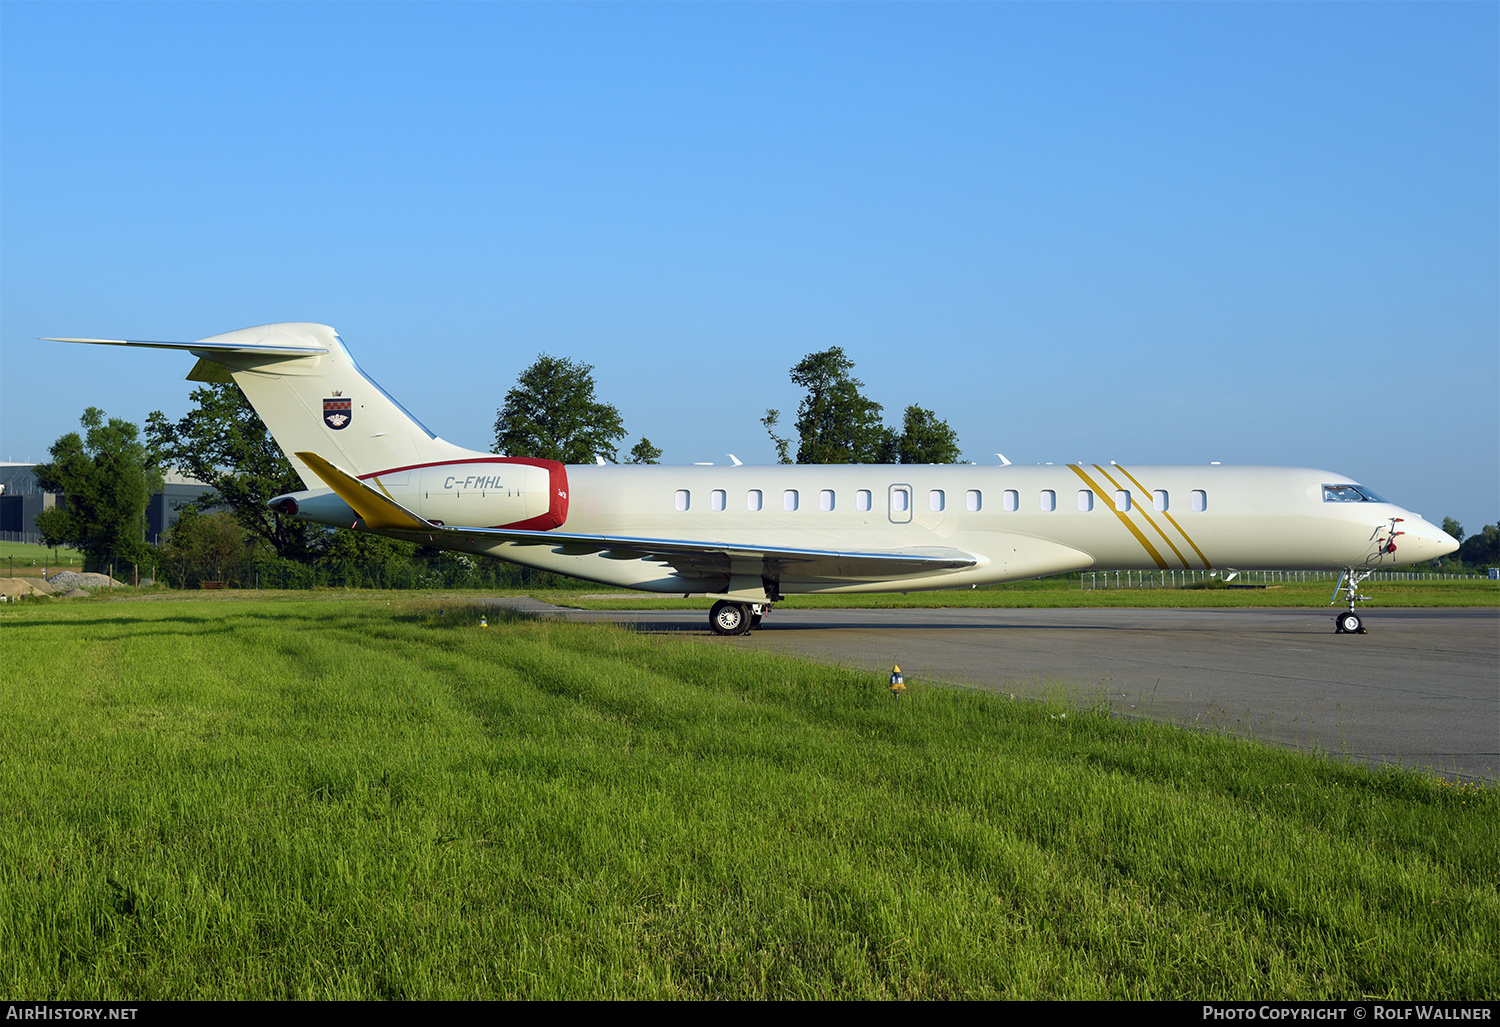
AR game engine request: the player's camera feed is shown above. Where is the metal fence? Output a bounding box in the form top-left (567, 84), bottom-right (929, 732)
top-left (1080, 569), bottom-right (1486, 590)
top-left (42, 552), bottom-right (584, 592)
top-left (232, 554), bottom-right (570, 591)
top-left (1, 546), bottom-right (593, 593)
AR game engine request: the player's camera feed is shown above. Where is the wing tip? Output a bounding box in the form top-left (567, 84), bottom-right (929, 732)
top-left (42, 337), bottom-right (128, 345)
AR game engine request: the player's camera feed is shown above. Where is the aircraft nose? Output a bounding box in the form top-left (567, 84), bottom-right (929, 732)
top-left (1403, 518), bottom-right (1460, 559)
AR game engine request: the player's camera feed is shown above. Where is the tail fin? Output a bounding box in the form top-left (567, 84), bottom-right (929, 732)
top-left (48, 323), bottom-right (481, 487)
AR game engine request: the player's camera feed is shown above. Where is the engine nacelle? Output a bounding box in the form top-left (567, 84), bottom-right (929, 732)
top-left (400, 458), bottom-right (569, 530)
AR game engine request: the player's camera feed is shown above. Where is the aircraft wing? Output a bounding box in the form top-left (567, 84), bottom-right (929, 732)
top-left (293, 451), bottom-right (978, 583)
top-left (429, 527), bottom-right (975, 581)
top-left (297, 452), bottom-right (429, 531)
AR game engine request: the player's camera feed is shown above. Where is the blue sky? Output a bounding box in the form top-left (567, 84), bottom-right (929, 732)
top-left (3, 2), bottom-right (1496, 532)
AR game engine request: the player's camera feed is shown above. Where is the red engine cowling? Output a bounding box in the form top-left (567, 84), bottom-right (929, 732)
top-left (493, 457), bottom-right (569, 530)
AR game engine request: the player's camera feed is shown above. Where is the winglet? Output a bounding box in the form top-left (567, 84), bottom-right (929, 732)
top-left (294, 451), bottom-right (432, 531)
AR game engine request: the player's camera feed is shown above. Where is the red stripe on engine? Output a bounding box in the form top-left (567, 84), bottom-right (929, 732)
top-left (356, 456), bottom-right (564, 480)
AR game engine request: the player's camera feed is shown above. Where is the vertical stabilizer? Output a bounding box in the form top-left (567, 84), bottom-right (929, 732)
top-left (50, 323), bottom-right (483, 487)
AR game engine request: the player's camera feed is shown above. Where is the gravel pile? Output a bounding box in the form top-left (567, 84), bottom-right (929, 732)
top-left (45, 571), bottom-right (123, 591)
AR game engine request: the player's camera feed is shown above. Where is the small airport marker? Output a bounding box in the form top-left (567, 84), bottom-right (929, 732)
top-left (889, 664), bottom-right (905, 697)
top-left (480, 615), bottom-right (488, 628)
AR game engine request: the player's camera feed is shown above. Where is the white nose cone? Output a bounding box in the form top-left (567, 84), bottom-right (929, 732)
top-left (1402, 517), bottom-right (1461, 561)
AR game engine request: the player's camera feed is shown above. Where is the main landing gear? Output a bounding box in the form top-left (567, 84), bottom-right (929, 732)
top-left (709, 600), bottom-right (768, 636)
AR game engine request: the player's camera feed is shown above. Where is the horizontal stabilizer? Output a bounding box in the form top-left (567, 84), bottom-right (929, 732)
top-left (44, 336), bottom-right (328, 357)
top-left (187, 357), bottom-right (235, 383)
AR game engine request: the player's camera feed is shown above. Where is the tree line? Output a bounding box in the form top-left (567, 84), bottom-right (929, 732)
top-left (32, 347), bottom-right (966, 569)
top-left (492, 346), bottom-right (962, 467)
top-left (760, 347), bottom-right (961, 465)
top-left (1439, 518), bottom-right (1500, 572)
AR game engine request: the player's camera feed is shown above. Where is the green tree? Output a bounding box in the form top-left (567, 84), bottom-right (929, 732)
top-left (493, 354), bottom-right (627, 464)
top-left (1442, 517), bottom-right (1465, 543)
top-left (146, 384), bottom-right (322, 558)
top-left (1457, 522), bottom-right (1499, 569)
top-left (160, 507), bottom-right (251, 586)
top-left (769, 347), bottom-right (890, 464)
top-left (893, 404), bottom-right (963, 464)
top-left (322, 527), bottom-right (413, 563)
top-left (625, 438), bottom-right (662, 465)
top-left (765, 349), bottom-right (963, 464)
top-left (33, 407), bottom-right (162, 565)
top-left (761, 410), bottom-right (793, 465)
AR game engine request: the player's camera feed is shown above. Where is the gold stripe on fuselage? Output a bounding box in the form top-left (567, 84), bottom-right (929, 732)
top-left (1112, 464), bottom-right (1213, 570)
top-left (1090, 464), bottom-right (1192, 570)
top-left (1067, 464), bottom-right (1169, 570)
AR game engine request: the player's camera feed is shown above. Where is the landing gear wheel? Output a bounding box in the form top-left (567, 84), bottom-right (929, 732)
top-left (750, 611), bottom-right (764, 629)
top-left (1330, 566), bottom-right (1377, 634)
top-left (710, 600), bottom-right (750, 636)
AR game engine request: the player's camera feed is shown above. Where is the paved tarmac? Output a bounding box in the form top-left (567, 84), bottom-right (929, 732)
top-left (500, 600), bottom-right (1499, 781)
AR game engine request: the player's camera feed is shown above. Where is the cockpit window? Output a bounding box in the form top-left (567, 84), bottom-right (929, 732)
top-left (1323, 484), bottom-right (1387, 503)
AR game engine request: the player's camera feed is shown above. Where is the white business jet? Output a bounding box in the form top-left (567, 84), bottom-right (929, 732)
top-left (49, 323), bottom-right (1458, 635)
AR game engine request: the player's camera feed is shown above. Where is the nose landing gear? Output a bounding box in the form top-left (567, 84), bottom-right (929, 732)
top-left (1330, 568), bottom-right (1373, 634)
top-left (1331, 518), bottom-right (1406, 634)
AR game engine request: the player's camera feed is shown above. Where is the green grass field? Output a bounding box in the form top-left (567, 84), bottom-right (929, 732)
top-left (0, 540), bottom-right (84, 574)
top-left (1, 597), bottom-right (1493, 999)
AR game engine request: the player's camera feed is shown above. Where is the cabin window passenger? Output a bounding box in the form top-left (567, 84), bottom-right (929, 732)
top-left (1078, 490), bottom-right (1093, 512)
top-left (1115, 489), bottom-right (1130, 512)
top-left (930, 490), bottom-right (945, 512)
top-left (820, 489), bottom-right (834, 511)
top-left (1041, 490), bottom-right (1056, 512)
top-left (747, 489), bottom-right (762, 511)
top-left (711, 489), bottom-right (726, 511)
top-left (966, 490), bottom-right (981, 512)
top-left (1003, 489), bottom-right (1018, 512)
top-left (1153, 490), bottom-right (1168, 512)
top-left (892, 488), bottom-right (910, 513)
top-left (675, 490), bottom-right (690, 512)
top-left (1191, 489), bottom-right (1207, 512)
top-left (784, 489), bottom-right (799, 511)
top-left (856, 489), bottom-right (872, 511)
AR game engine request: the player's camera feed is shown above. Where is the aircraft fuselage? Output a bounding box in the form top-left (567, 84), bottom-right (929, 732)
top-left (348, 458), bottom-right (1450, 596)
top-left (50, 323), bottom-right (1458, 625)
